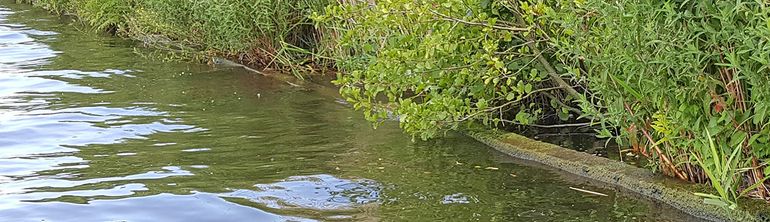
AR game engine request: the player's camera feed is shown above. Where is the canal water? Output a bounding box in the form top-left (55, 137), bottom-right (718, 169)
top-left (0, 2), bottom-right (697, 222)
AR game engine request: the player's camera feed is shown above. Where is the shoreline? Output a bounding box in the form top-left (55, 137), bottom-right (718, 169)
top-left (465, 128), bottom-right (766, 222)
top-left (220, 53), bottom-right (766, 221)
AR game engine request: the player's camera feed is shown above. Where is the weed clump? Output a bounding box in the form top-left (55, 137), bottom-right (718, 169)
top-left (20, 0), bottom-right (331, 74)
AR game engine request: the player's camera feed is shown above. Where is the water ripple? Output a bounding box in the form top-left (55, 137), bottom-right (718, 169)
top-left (224, 174), bottom-right (380, 211)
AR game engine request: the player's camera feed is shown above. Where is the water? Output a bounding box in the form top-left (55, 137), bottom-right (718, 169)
top-left (0, 2), bottom-right (697, 222)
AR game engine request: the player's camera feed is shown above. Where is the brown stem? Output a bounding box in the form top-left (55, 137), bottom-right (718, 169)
top-left (751, 158), bottom-right (768, 198)
top-left (525, 41), bottom-right (582, 99)
top-left (624, 103), bottom-right (688, 180)
top-left (502, 9), bottom-right (582, 100)
top-left (717, 50), bottom-right (768, 198)
top-left (640, 125), bottom-right (688, 180)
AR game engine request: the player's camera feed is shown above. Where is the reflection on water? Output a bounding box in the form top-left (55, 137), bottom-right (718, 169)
top-left (0, 1), bottom-right (696, 222)
top-left (224, 174), bottom-right (380, 210)
top-left (2, 193), bottom-right (311, 222)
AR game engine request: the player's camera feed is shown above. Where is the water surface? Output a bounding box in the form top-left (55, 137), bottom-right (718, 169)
top-left (0, 2), bottom-right (695, 221)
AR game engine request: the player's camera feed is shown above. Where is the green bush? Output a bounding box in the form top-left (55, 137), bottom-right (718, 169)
top-left (316, 0), bottom-right (585, 140)
top-left (551, 0), bottom-right (770, 201)
top-left (320, 0), bottom-right (770, 203)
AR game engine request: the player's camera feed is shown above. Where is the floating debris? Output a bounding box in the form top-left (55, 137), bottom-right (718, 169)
top-left (569, 187), bottom-right (608, 197)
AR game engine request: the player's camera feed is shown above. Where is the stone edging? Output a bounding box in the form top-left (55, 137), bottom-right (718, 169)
top-left (465, 129), bottom-right (763, 222)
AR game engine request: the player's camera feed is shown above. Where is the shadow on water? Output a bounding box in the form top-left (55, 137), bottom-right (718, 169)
top-left (0, 1), bottom-right (700, 221)
top-left (517, 128), bottom-right (648, 168)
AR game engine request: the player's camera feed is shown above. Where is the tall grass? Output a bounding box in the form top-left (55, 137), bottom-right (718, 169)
top-left (20, 0), bottom-right (333, 76)
top-left (694, 130), bottom-right (770, 209)
top-left (550, 0), bottom-right (770, 204)
top-left (694, 130), bottom-right (744, 209)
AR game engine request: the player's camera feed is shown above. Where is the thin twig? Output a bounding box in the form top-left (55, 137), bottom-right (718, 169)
top-left (543, 91), bottom-right (583, 115)
top-left (569, 187), bottom-right (608, 197)
top-left (455, 86), bottom-right (569, 122)
top-left (429, 10), bottom-right (529, 32)
top-left (501, 120), bottom-right (595, 128)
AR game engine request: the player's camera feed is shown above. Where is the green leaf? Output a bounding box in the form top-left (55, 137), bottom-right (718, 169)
top-left (702, 197), bottom-right (730, 207)
top-left (506, 93), bottom-right (515, 101)
top-left (476, 98), bottom-right (488, 109)
top-left (608, 73), bottom-right (642, 100)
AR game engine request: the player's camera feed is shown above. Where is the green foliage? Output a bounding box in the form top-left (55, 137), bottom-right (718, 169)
top-left (19, 0), bottom-right (134, 31)
top-left (695, 130), bottom-right (770, 209)
top-left (693, 130), bottom-right (744, 209)
top-left (131, 0), bottom-right (271, 52)
top-left (21, 0), bottom-right (331, 72)
top-left (78, 0), bottom-right (135, 31)
top-left (320, 0), bottom-right (770, 204)
top-left (133, 0), bottom-right (330, 70)
top-left (17, 0), bottom-right (70, 14)
top-left (316, 0), bottom-right (582, 140)
top-left (549, 0), bottom-right (770, 202)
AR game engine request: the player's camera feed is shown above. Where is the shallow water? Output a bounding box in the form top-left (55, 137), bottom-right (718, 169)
top-left (0, 2), bottom-right (697, 222)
